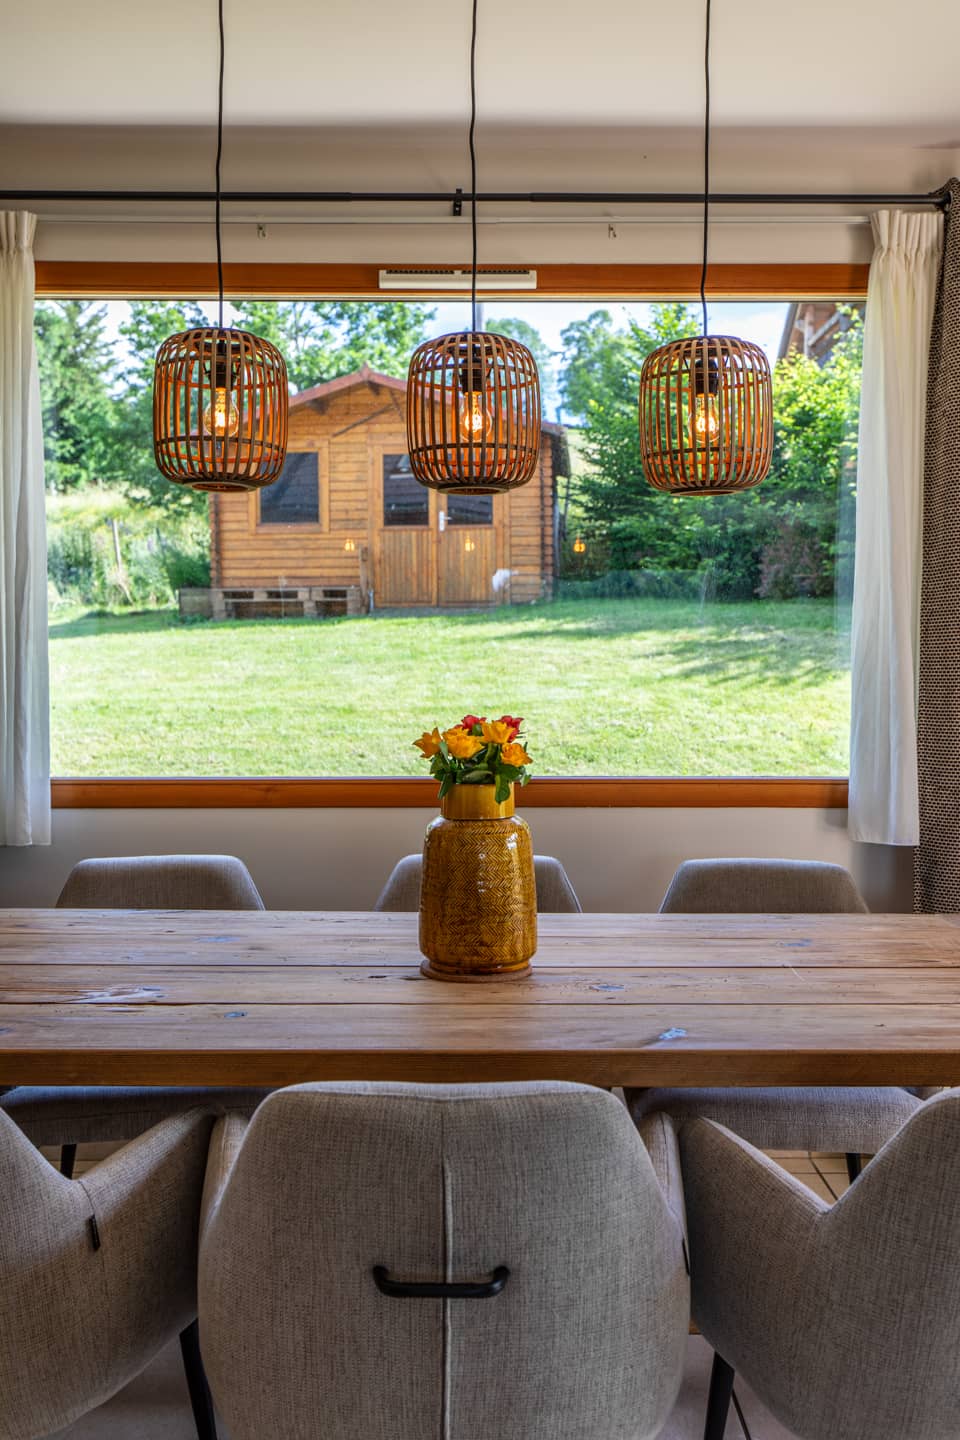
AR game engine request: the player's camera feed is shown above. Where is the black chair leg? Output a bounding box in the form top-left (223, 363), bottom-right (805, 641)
top-left (704, 1350), bottom-right (735, 1440)
top-left (845, 1151), bottom-right (862, 1184)
top-left (60, 1144), bottom-right (77, 1179)
top-left (179, 1320), bottom-right (218, 1440)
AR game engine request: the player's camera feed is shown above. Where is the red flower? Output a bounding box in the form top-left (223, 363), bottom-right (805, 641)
top-left (461, 714), bottom-right (486, 733)
top-left (499, 714), bottom-right (523, 742)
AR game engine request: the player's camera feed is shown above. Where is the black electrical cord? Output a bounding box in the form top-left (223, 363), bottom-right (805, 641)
top-left (700, 0), bottom-right (711, 338)
top-left (469, 0), bottom-right (479, 335)
top-left (215, 0), bottom-right (225, 330)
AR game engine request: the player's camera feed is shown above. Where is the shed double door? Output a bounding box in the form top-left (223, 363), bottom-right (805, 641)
top-left (372, 445), bottom-right (504, 608)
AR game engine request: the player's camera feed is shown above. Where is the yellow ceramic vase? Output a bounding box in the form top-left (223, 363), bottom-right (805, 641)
top-left (419, 783), bottom-right (537, 982)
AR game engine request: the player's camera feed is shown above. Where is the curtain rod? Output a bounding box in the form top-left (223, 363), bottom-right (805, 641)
top-left (0, 188), bottom-right (949, 208)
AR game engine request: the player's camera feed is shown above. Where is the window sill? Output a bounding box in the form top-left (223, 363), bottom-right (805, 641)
top-left (50, 777), bottom-right (849, 809)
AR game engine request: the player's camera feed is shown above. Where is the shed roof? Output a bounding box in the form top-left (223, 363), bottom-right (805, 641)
top-left (291, 363), bottom-right (565, 435)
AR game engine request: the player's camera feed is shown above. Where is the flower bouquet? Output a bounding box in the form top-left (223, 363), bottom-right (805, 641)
top-left (414, 714), bottom-right (532, 805)
top-left (413, 712), bottom-right (537, 981)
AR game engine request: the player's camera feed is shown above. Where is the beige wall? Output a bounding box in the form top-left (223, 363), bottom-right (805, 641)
top-left (0, 807), bottom-right (913, 913)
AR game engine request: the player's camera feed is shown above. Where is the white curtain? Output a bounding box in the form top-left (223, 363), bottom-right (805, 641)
top-left (848, 210), bottom-right (942, 845)
top-left (0, 212), bottom-right (49, 845)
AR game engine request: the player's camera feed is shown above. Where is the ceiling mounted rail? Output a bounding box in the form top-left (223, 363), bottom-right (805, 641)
top-left (0, 188), bottom-right (949, 208)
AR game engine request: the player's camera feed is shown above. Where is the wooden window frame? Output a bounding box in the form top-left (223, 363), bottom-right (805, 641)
top-left (39, 261), bottom-right (864, 810)
top-left (252, 441), bottom-right (329, 534)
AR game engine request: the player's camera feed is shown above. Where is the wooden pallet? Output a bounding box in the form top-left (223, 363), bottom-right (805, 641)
top-left (179, 586), bottom-right (364, 620)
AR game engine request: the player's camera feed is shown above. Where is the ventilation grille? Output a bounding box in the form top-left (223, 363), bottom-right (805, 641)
top-left (378, 268), bottom-right (537, 292)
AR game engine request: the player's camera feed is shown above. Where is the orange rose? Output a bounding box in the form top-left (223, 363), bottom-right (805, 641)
top-left (443, 726), bottom-right (486, 759)
top-left (480, 720), bottom-right (513, 746)
top-left (501, 742), bottom-right (531, 767)
top-left (413, 727), bottom-right (442, 758)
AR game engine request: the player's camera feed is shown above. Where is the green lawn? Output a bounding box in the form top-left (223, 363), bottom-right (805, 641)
top-left (48, 598), bottom-right (850, 776)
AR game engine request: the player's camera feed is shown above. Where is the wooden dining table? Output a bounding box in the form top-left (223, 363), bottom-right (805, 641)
top-left (1, 908), bottom-right (959, 1089)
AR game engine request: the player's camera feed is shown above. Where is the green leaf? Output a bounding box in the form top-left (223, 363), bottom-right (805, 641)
top-left (494, 775), bottom-right (511, 804)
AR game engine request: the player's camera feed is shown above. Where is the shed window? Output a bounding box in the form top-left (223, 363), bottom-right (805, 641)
top-left (447, 493), bottom-right (493, 525)
top-left (383, 454), bottom-right (429, 526)
top-left (260, 452), bottom-right (320, 525)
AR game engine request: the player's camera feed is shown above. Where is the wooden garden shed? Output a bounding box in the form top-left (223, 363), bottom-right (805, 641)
top-left (198, 364), bottom-right (567, 616)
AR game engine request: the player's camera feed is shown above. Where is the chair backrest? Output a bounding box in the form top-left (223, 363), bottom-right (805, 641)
top-left (56, 854), bottom-right (265, 910)
top-left (200, 1082), bottom-right (687, 1440)
top-left (659, 857), bottom-right (867, 913)
top-left (682, 1091), bottom-right (960, 1440)
top-left (0, 1107), bottom-right (214, 1439)
top-left (375, 853), bottom-right (582, 912)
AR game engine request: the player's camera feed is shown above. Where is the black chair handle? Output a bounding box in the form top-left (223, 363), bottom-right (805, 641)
top-left (372, 1264), bottom-right (510, 1299)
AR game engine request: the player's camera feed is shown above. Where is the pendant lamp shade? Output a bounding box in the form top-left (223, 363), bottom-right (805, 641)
top-left (153, 326), bottom-right (288, 492)
top-left (406, 330), bottom-right (541, 493)
top-left (151, 0), bottom-right (288, 494)
top-left (638, 334), bottom-right (773, 495)
top-left (637, 0), bottom-right (773, 496)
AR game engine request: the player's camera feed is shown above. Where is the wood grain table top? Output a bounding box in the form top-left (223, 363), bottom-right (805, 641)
top-left (1, 909), bottom-right (959, 1088)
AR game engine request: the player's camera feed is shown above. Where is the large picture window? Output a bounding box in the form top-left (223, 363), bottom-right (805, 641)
top-left (38, 285), bottom-right (861, 782)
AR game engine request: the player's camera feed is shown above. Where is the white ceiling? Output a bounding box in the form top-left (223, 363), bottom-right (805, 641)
top-left (3, 0), bottom-right (960, 138)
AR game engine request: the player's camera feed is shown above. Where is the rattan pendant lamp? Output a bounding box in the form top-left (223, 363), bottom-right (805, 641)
top-left (152, 0), bottom-right (288, 493)
top-left (638, 0), bottom-right (772, 495)
top-left (405, 0), bottom-right (541, 493)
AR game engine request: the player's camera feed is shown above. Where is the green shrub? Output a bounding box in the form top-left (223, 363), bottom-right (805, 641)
top-left (46, 488), bottom-right (210, 610)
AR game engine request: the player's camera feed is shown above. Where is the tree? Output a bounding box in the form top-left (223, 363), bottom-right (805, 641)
top-left (753, 311), bottom-right (862, 598)
top-left (572, 305), bottom-right (704, 574)
top-left (35, 302), bottom-right (119, 492)
top-left (559, 309), bottom-right (637, 424)
top-left (567, 303), bottom-right (863, 598)
top-left (108, 300), bottom-right (209, 513)
top-left (489, 316), bottom-right (559, 417)
top-left (230, 301), bottom-right (436, 393)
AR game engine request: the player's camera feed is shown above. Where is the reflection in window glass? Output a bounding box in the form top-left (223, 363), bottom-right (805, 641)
top-left (40, 296), bottom-right (860, 778)
top-left (447, 492), bottom-right (493, 526)
top-left (260, 452), bottom-right (319, 525)
top-left (382, 453), bottom-right (429, 526)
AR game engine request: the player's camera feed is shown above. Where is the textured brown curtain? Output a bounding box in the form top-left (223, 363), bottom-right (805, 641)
top-left (915, 178), bottom-right (960, 910)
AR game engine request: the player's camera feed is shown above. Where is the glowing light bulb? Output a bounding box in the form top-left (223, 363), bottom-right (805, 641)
top-left (343, 538), bottom-right (356, 553)
top-left (572, 534), bottom-right (586, 555)
top-left (693, 393), bottom-right (719, 441)
top-left (458, 390), bottom-right (493, 444)
top-left (464, 538), bottom-right (476, 552)
top-left (202, 387), bottom-right (240, 438)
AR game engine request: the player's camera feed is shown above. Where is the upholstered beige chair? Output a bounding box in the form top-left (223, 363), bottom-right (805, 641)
top-left (1, 855), bottom-right (269, 1177)
top-left (0, 1105), bottom-right (217, 1440)
top-left (627, 858), bottom-right (920, 1181)
top-left (200, 1082), bottom-right (687, 1440)
top-left (681, 1091), bottom-right (960, 1440)
top-left (375, 852), bottom-right (582, 912)
top-left (55, 853), bottom-right (267, 910)
top-left (658, 857), bottom-right (869, 914)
